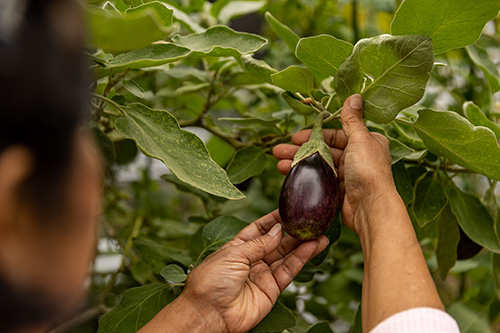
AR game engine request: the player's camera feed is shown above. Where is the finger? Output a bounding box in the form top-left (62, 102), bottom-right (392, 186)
top-left (233, 223), bottom-right (283, 264)
top-left (274, 144), bottom-right (344, 167)
top-left (372, 132), bottom-right (390, 149)
top-left (263, 235), bottom-right (302, 265)
top-left (277, 159), bottom-right (293, 175)
top-left (340, 94), bottom-right (370, 139)
top-left (271, 238), bottom-right (326, 292)
top-left (291, 129), bottom-right (348, 149)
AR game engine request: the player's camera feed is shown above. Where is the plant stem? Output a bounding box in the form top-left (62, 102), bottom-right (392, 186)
top-left (91, 93), bottom-right (125, 115)
top-left (352, 0), bottom-right (359, 43)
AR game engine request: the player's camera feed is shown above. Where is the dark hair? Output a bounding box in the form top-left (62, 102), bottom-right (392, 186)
top-left (0, 0), bottom-right (90, 330)
top-left (0, 0), bottom-right (90, 215)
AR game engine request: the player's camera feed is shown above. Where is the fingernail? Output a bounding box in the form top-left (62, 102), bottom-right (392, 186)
top-left (349, 94), bottom-right (363, 110)
top-left (269, 223), bottom-right (282, 236)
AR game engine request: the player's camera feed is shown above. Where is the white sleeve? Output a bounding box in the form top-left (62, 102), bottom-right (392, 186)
top-left (369, 307), bottom-right (460, 333)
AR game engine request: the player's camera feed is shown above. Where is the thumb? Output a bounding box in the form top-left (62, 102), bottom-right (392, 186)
top-left (234, 223), bottom-right (282, 264)
top-left (340, 94), bottom-right (370, 139)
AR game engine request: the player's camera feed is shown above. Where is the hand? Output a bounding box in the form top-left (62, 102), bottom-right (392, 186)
top-left (273, 94), bottom-right (395, 234)
top-left (180, 210), bottom-right (328, 333)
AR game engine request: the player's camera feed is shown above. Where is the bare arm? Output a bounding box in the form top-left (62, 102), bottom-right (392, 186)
top-left (274, 94), bottom-right (444, 332)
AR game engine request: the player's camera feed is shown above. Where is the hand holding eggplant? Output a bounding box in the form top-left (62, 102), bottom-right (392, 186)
top-left (274, 94), bottom-right (394, 236)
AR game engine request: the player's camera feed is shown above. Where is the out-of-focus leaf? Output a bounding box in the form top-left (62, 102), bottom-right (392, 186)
top-left (217, 1), bottom-right (266, 24)
top-left (392, 161), bottom-right (414, 205)
top-left (447, 302), bottom-right (493, 333)
top-left (307, 322), bottom-right (333, 333)
top-left (122, 79), bottom-right (145, 98)
top-left (411, 109), bottom-right (500, 181)
top-left (492, 253), bottom-right (500, 301)
top-left (271, 66), bottom-right (314, 94)
top-left (447, 185), bottom-right (500, 253)
top-left (171, 26), bottom-right (267, 57)
top-left (437, 204), bottom-right (460, 280)
top-left (410, 171), bottom-right (446, 227)
top-left (463, 101), bottom-right (500, 139)
top-left (160, 264), bottom-right (187, 283)
top-left (97, 284), bottom-right (174, 333)
top-left (334, 35), bottom-right (434, 124)
top-left (242, 55), bottom-right (278, 84)
top-left (86, 3), bottom-right (174, 52)
top-left (351, 303), bottom-right (362, 333)
top-left (125, 1), bottom-right (173, 27)
top-left (265, 12), bottom-right (300, 53)
top-left (296, 35), bottom-right (353, 78)
top-left (466, 45), bottom-right (500, 93)
top-left (391, 0), bottom-right (500, 54)
top-left (226, 146), bottom-right (267, 184)
top-left (134, 238), bottom-right (192, 272)
top-left (116, 103), bottom-right (244, 200)
top-left (202, 216), bottom-right (248, 253)
top-left (250, 301), bottom-right (296, 332)
top-left (105, 43), bottom-right (191, 69)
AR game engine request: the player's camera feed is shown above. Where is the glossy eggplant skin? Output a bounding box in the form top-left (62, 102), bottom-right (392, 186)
top-left (279, 152), bottom-right (340, 241)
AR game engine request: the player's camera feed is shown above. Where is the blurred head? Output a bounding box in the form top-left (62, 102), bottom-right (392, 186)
top-left (0, 0), bottom-right (100, 331)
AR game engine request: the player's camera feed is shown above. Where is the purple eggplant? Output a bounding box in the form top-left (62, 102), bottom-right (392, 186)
top-left (279, 152), bottom-right (340, 241)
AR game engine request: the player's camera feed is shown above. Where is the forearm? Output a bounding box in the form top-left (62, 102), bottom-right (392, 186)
top-left (138, 293), bottom-right (227, 333)
top-left (357, 190), bottom-right (443, 332)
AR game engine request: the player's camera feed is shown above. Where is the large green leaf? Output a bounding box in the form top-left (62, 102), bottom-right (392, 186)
top-left (105, 43), bottom-right (191, 69)
top-left (171, 26), bottom-right (267, 57)
top-left (217, 1), bottom-right (266, 24)
top-left (334, 35), bottom-right (434, 124)
top-left (437, 204), bottom-right (460, 280)
top-left (116, 103), bottom-right (244, 200)
top-left (125, 1), bottom-right (173, 27)
top-left (391, 0), bottom-right (500, 54)
top-left (264, 12), bottom-right (300, 53)
top-left (411, 109), bottom-right (500, 181)
top-left (410, 171), bottom-right (447, 227)
top-left (466, 45), bottom-right (500, 93)
top-left (447, 302), bottom-right (493, 333)
top-left (226, 146), bottom-right (267, 184)
top-left (97, 284), bottom-right (174, 333)
top-left (241, 55), bottom-right (278, 84)
top-left (463, 101), bottom-right (500, 139)
top-left (250, 301), bottom-right (296, 332)
top-left (447, 185), bottom-right (500, 253)
top-left (86, 3), bottom-right (174, 52)
top-left (296, 35), bottom-right (353, 78)
top-left (271, 66), bottom-right (315, 94)
top-left (202, 216), bottom-right (248, 253)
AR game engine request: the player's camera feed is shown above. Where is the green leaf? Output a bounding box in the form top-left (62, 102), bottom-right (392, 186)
top-left (391, 0), bottom-right (500, 54)
top-left (97, 284), bottom-right (174, 333)
top-left (296, 35), bottom-right (353, 78)
top-left (447, 302), bottom-right (493, 333)
top-left (217, 1), bottom-right (266, 24)
top-left (250, 301), bottom-right (296, 332)
top-left (281, 92), bottom-right (315, 115)
top-left (162, 3), bottom-right (204, 33)
top-left (226, 146), bottom-right (267, 184)
top-left (105, 43), bottom-right (191, 69)
top-left (116, 103), bottom-right (244, 200)
top-left (125, 1), bottom-right (173, 27)
top-left (410, 171), bottom-right (447, 227)
top-left (466, 45), bottom-right (500, 93)
top-left (242, 55), bottom-right (278, 84)
top-left (437, 204), bottom-right (460, 280)
top-left (392, 161), bottom-right (414, 205)
top-left (463, 101), bottom-right (500, 139)
top-left (351, 303), bottom-right (362, 333)
top-left (134, 238), bottom-right (192, 272)
top-left (122, 80), bottom-right (145, 98)
top-left (307, 322), bottom-right (333, 333)
top-left (219, 117), bottom-right (280, 130)
top-left (265, 12), bottom-right (300, 53)
top-left (388, 136), bottom-right (426, 164)
top-left (171, 26), bottom-right (267, 57)
top-left (160, 264), bottom-right (187, 283)
top-left (271, 66), bottom-right (314, 94)
top-left (492, 253), bottom-right (500, 301)
top-left (411, 109), bottom-right (500, 181)
top-left (211, 0), bottom-right (231, 19)
top-left (202, 216), bottom-right (248, 253)
top-left (447, 185), bottom-right (500, 253)
top-left (334, 35), bottom-right (434, 124)
top-left (86, 3), bottom-right (174, 52)
top-left (161, 174), bottom-right (225, 202)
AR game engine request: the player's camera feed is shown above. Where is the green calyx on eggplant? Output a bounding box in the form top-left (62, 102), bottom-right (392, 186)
top-left (279, 112), bottom-right (340, 241)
